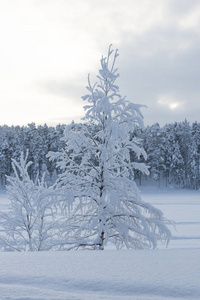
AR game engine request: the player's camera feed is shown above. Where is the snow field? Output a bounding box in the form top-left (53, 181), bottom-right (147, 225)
top-left (0, 190), bottom-right (199, 299)
top-left (142, 190), bottom-right (200, 249)
top-left (0, 249), bottom-right (199, 299)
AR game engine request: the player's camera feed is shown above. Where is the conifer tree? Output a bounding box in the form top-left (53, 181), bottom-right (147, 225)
top-left (188, 122), bottom-right (200, 189)
top-left (48, 45), bottom-right (171, 250)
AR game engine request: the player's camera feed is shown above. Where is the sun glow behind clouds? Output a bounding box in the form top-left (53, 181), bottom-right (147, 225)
top-left (158, 95), bottom-right (185, 111)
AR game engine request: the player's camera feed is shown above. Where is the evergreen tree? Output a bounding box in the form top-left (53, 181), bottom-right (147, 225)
top-left (48, 45), bottom-right (171, 250)
top-left (144, 123), bottom-right (165, 186)
top-left (188, 122), bottom-right (200, 189)
top-left (171, 142), bottom-right (185, 187)
top-left (162, 124), bottom-right (176, 187)
top-left (175, 120), bottom-right (192, 187)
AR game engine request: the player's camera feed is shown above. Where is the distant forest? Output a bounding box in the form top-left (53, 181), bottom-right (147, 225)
top-left (0, 120), bottom-right (199, 190)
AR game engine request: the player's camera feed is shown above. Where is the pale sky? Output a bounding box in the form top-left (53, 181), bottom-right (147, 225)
top-left (0, 0), bottom-right (200, 127)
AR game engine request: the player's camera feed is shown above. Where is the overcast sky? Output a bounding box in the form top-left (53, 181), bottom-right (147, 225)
top-left (0, 0), bottom-right (200, 127)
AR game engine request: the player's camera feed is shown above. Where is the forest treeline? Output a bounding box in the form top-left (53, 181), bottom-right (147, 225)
top-left (0, 120), bottom-right (199, 190)
top-left (0, 123), bottom-right (65, 187)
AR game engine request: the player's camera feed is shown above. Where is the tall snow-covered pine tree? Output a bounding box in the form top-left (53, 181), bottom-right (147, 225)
top-left (48, 45), bottom-right (171, 250)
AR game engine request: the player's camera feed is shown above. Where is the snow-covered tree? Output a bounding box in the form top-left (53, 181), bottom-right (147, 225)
top-left (48, 45), bottom-right (171, 250)
top-left (170, 142), bottom-right (185, 187)
top-left (144, 123), bottom-right (165, 186)
top-left (0, 151), bottom-right (61, 251)
top-left (188, 122), bottom-right (200, 190)
top-left (175, 120), bottom-right (192, 187)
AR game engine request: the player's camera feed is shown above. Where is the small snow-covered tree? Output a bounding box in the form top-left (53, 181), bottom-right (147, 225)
top-left (0, 151), bottom-right (61, 251)
top-left (48, 45), bottom-right (171, 250)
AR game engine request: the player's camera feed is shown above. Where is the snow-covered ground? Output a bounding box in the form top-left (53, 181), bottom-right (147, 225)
top-left (0, 189), bottom-right (200, 300)
top-left (141, 188), bottom-right (200, 250)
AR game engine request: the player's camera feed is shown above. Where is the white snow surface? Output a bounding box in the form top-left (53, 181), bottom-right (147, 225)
top-left (0, 189), bottom-right (200, 300)
top-left (0, 249), bottom-right (200, 300)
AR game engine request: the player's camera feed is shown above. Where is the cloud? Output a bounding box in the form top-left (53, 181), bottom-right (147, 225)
top-left (157, 95), bottom-right (185, 110)
top-left (0, 0), bottom-right (200, 126)
top-left (116, 4), bottom-right (200, 125)
top-left (37, 79), bottom-right (86, 102)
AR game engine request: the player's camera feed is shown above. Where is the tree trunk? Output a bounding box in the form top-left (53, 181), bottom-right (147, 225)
top-left (99, 231), bottom-right (104, 250)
